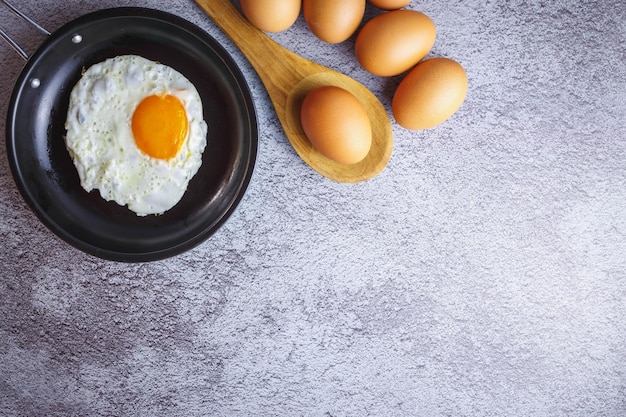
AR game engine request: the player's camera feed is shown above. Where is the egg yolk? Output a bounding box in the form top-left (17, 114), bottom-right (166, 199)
top-left (131, 94), bottom-right (188, 160)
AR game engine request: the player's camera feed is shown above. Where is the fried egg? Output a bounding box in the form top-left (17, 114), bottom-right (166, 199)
top-left (64, 55), bottom-right (208, 216)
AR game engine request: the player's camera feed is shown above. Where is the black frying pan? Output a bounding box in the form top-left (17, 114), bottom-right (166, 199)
top-left (5, 7), bottom-right (258, 262)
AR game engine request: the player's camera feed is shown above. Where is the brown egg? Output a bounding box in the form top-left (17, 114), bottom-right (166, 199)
top-left (300, 86), bottom-right (372, 164)
top-left (303, 0), bottom-right (366, 44)
top-left (355, 10), bottom-right (436, 76)
top-left (240, 0), bottom-right (301, 33)
top-left (369, 0), bottom-right (411, 10)
top-left (392, 58), bottom-right (468, 130)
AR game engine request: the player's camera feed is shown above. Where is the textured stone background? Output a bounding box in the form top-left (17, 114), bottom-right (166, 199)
top-left (1, 0), bottom-right (626, 416)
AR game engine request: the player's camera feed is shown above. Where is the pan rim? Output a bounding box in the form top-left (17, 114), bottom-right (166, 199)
top-left (5, 7), bottom-right (258, 262)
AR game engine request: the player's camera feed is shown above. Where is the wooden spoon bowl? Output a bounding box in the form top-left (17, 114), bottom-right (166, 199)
top-left (195, 0), bottom-right (393, 183)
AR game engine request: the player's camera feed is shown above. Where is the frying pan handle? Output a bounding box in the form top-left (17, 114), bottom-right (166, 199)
top-left (1, 0), bottom-right (50, 60)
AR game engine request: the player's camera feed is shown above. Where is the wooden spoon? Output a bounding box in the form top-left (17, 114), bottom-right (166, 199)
top-left (195, 0), bottom-right (393, 183)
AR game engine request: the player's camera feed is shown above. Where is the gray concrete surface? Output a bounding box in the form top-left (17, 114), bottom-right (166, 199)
top-left (1, 0), bottom-right (625, 415)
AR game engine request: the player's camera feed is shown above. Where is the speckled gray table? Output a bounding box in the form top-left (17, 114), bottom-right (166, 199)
top-left (1, 1), bottom-right (625, 416)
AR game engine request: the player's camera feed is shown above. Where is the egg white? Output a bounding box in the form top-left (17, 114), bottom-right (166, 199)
top-left (64, 55), bottom-right (208, 216)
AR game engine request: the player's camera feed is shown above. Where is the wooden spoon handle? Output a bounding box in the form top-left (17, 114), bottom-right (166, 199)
top-left (194, 0), bottom-right (264, 63)
top-left (194, 0), bottom-right (322, 102)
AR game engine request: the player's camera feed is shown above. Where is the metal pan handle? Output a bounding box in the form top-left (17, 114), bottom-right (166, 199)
top-left (1, 0), bottom-right (50, 60)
